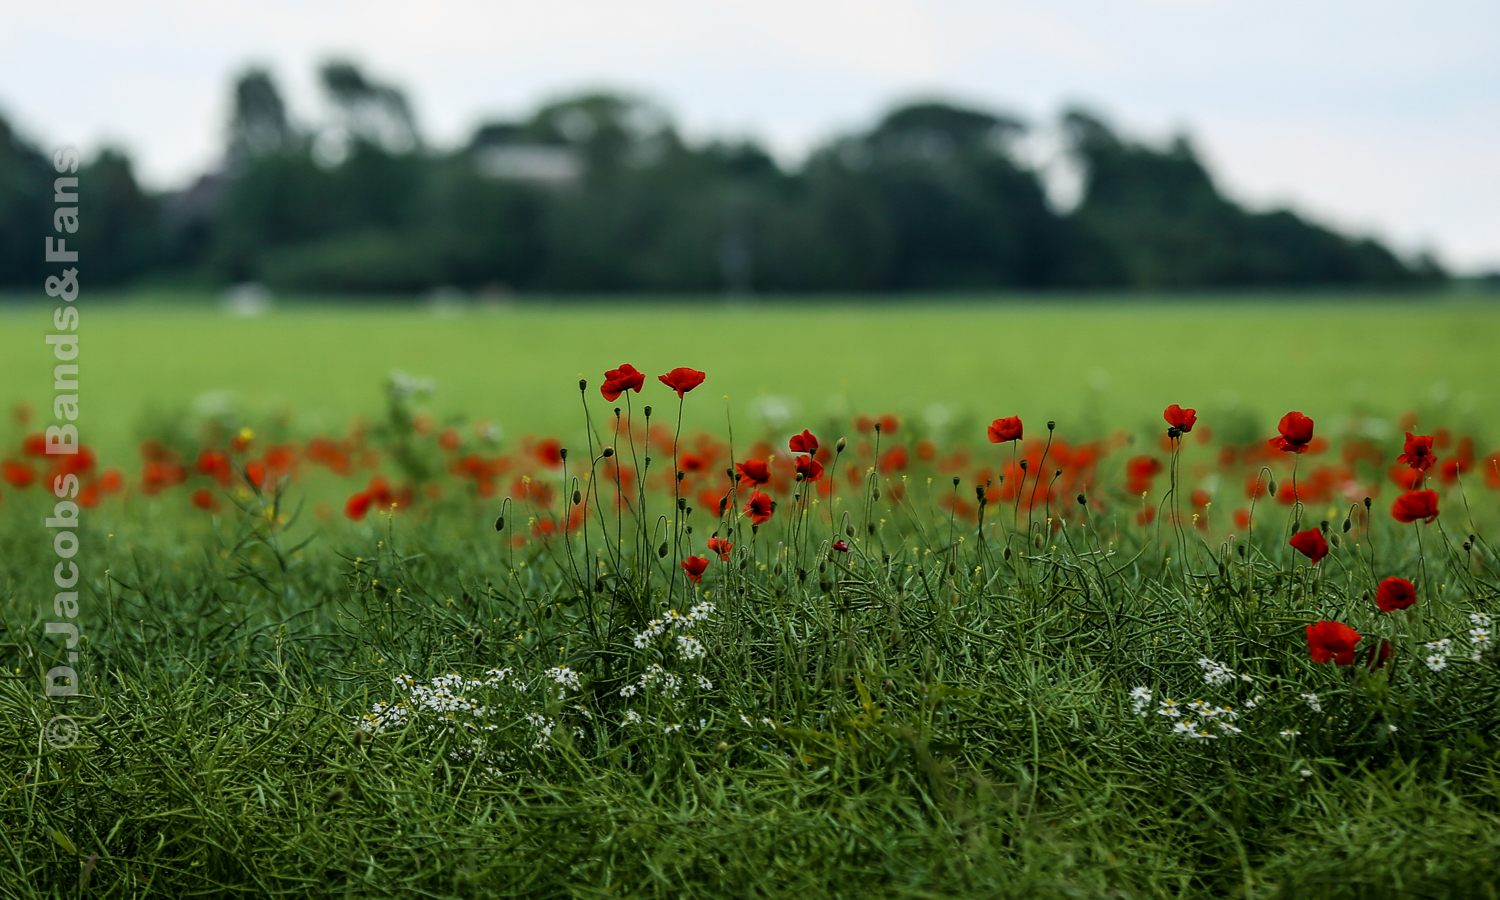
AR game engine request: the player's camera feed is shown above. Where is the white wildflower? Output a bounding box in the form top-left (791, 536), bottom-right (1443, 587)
top-left (1197, 658), bottom-right (1236, 686)
top-left (677, 635), bottom-right (706, 660)
top-left (1279, 729), bottom-right (1300, 739)
top-left (1426, 654), bottom-right (1448, 672)
top-left (1300, 693), bottom-right (1322, 713)
top-left (696, 674), bottom-right (713, 690)
top-left (623, 709), bottom-right (642, 725)
top-left (1157, 698), bottom-right (1182, 718)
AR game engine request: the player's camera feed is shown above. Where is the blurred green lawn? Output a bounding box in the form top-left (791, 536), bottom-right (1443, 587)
top-left (3, 291), bottom-right (1498, 461)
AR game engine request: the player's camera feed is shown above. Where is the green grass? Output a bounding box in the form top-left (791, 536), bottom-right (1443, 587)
top-left (3, 290), bottom-right (1500, 462)
top-left (5, 290), bottom-right (1500, 897)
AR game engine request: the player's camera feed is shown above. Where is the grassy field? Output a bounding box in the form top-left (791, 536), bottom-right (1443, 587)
top-left (2, 290), bottom-right (1499, 462)
top-left (5, 290), bottom-right (1500, 897)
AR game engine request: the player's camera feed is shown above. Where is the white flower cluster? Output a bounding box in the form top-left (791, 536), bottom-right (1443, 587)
top-left (1425, 638), bottom-right (1452, 672)
top-left (1419, 613), bottom-right (1496, 671)
top-left (632, 602), bottom-right (716, 649)
top-left (547, 665), bottom-right (581, 698)
top-left (360, 669), bottom-right (513, 735)
top-left (1130, 686), bottom-right (1153, 717)
top-left (1300, 692), bottom-right (1322, 713)
top-left (1198, 658), bottom-right (1251, 686)
top-left (1470, 613), bottom-right (1492, 662)
top-left (621, 662), bottom-right (684, 699)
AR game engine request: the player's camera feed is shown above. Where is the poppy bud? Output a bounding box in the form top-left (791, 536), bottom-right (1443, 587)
top-left (602, 447), bottom-right (614, 458)
top-left (872, 488), bottom-right (880, 500)
top-left (1320, 520), bottom-right (1329, 533)
top-left (685, 525), bottom-right (693, 534)
top-left (676, 470), bottom-right (685, 481)
top-left (559, 448), bottom-right (568, 461)
top-left (867, 523), bottom-right (876, 535)
top-left (1330, 534), bottom-right (1341, 548)
top-left (1077, 494), bottom-right (1087, 506)
top-left (645, 457), bottom-right (652, 466)
top-left (1342, 516), bottom-right (1352, 533)
top-left (658, 542), bottom-right (668, 558)
top-left (579, 379), bottom-right (587, 391)
top-left (1004, 547), bottom-right (1012, 560)
top-left (836, 437), bottom-right (847, 453)
top-left (614, 407), bottom-right (621, 417)
top-left (773, 562), bottom-right (784, 575)
top-left (952, 476), bottom-right (960, 486)
top-left (873, 422), bottom-right (882, 433)
top-left (1268, 479), bottom-right (1278, 497)
top-left (846, 525), bottom-right (855, 537)
top-left (494, 515), bottom-right (505, 531)
top-left (677, 498), bottom-right (687, 510)
top-left (975, 486), bottom-right (985, 502)
top-left (1363, 496), bottom-right (1372, 509)
top-left (1047, 421), bottom-right (1056, 431)
top-left (719, 498), bottom-right (728, 513)
top-left (572, 490), bottom-right (582, 505)
top-left (644, 406), bottom-right (652, 417)
top-left (1464, 541), bottom-right (1472, 552)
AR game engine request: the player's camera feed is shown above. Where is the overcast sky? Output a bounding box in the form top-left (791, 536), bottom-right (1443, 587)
top-left (2, 0), bottom-right (1495, 271)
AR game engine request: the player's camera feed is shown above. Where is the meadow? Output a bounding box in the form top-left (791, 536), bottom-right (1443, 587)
top-left (4, 292), bottom-right (1500, 898)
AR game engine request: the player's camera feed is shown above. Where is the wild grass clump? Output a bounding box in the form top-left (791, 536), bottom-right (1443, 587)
top-left (3, 372), bottom-right (1500, 898)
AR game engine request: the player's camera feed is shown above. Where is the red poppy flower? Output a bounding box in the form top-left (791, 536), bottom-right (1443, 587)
top-left (789, 429), bottom-right (819, 454)
top-left (706, 536), bottom-right (733, 561)
top-left (1365, 639), bottom-right (1394, 669)
top-left (794, 454), bottom-right (824, 482)
top-left (1289, 528), bottom-right (1329, 564)
top-left (600, 364), bottom-right (646, 402)
top-left (744, 490), bottom-right (774, 525)
top-left (1269, 411), bottom-right (1315, 454)
top-left (196, 450), bottom-right (233, 486)
top-left (658, 367), bottom-right (706, 398)
top-left (438, 428), bottom-right (462, 451)
top-left (878, 414), bottom-right (899, 434)
top-left (1307, 620), bottom-right (1361, 665)
top-left (1397, 433), bottom-right (1436, 472)
top-left (2, 460), bottom-right (34, 489)
top-left (345, 491), bottom-right (373, 521)
top-left (98, 468), bottom-right (124, 493)
top-left (1375, 576), bottom-right (1417, 612)
top-left (880, 446), bottom-right (908, 473)
top-left (535, 438), bottom-right (563, 468)
top-left (681, 555), bottom-right (710, 583)
top-left (736, 459), bottom-right (770, 486)
top-left (1127, 456), bottom-right (1163, 480)
top-left (21, 433), bottom-right (47, 457)
top-left (987, 417), bottom-right (1023, 443)
top-left (1391, 489), bottom-right (1439, 524)
top-left (190, 488), bottom-right (217, 511)
top-left (1163, 404), bottom-right (1197, 433)
top-left (832, 538), bottom-right (850, 553)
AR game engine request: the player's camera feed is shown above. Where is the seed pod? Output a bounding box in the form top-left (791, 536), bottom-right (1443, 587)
top-left (559, 448), bottom-right (568, 461)
top-left (1047, 421), bottom-right (1056, 431)
top-left (658, 542), bottom-right (668, 558)
top-left (1363, 496), bottom-right (1372, 509)
top-left (676, 471), bottom-right (685, 481)
top-left (677, 497), bottom-right (687, 510)
top-left (719, 498), bottom-right (728, 513)
top-left (494, 516), bottom-right (505, 531)
top-left (602, 447), bottom-right (614, 458)
top-left (1320, 520), bottom-right (1330, 533)
top-left (1019, 460), bottom-right (1028, 471)
top-left (573, 490), bottom-right (582, 505)
top-left (953, 476), bottom-right (961, 486)
top-left (644, 406), bottom-right (652, 417)
top-left (685, 525), bottom-right (693, 535)
top-left (1464, 541), bottom-right (1472, 551)
top-left (1077, 494), bottom-right (1088, 506)
top-left (579, 379), bottom-right (587, 391)
top-left (874, 422), bottom-right (882, 433)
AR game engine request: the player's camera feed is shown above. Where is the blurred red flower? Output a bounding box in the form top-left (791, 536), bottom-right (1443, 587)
top-left (794, 455), bottom-right (824, 482)
top-left (1398, 432), bottom-right (1436, 472)
top-left (345, 491), bottom-right (373, 520)
top-left (878, 414), bottom-right (899, 434)
top-left (600, 364), bottom-right (646, 401)
top-left (1307, 620), bottom-right (1360, 665)
top-left (744, 490), bottom-right (774, 525)
top-left (833, 538), bottom-right (850, 553)
top-left (21, 433), bottom-right (47, 456)
top-left (1375, 576), bottom-right (1417, 612)
top-left (438, 428), bottom-right (462, 451)
top-left (706, 536), bottom-right (733, 560)
top-left (535, 438), bottom-right (564, 468)
top-left (1269, 411), bottom-right (1315, 454)
top-left (736, 459), bottom-right (770, 486)
top-left (190, 489), bottom-right (217, 511)
top-left (1289, 528), bottom-right (1329, 564)
top-left (880, 446), bottom-right (908, 473)
top-left (681, 555), bottom-right (710, 583)
top-left (1163, 404), bottom-right (1197, 433)
top-left (1365, 639), bottom-right (1394, 669)
top-left (2, 460), bottom-right (34, 489)
top-left (658, 367), bottom-right (706, 397)
top-left (789, 429), bottom-right (818, 454)
top-left (1391, 489), bottom-right (1439, 524)
top-left (987, 417), bottom-right (1023, 443)
top-left (196, 450), bottom-right (232, 486)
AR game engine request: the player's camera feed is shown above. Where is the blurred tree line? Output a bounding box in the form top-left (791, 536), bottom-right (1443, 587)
top-left (0, 63), bottom-right (1442, 294)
